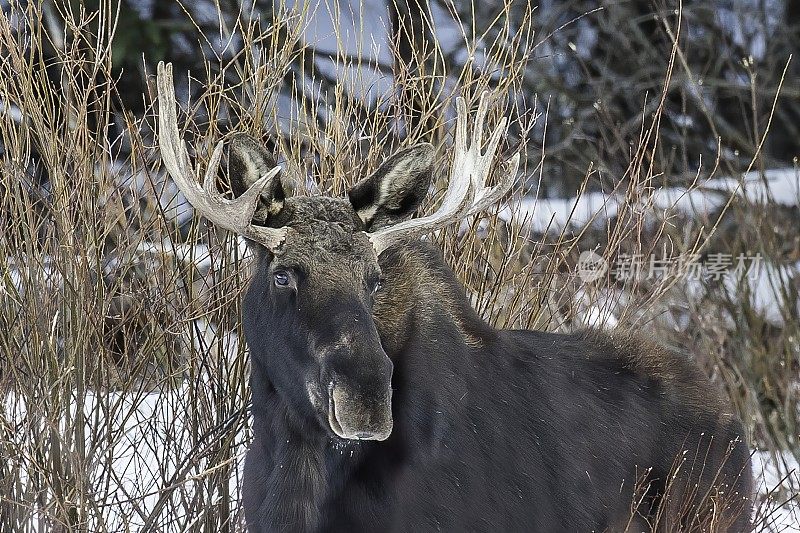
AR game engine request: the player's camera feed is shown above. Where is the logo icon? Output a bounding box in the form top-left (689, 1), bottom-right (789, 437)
top-left (577, 250), bottom-right (608, 282)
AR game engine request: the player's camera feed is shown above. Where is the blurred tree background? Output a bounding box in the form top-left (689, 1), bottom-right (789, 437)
top-left (5, 0), bottom-right (797, 199)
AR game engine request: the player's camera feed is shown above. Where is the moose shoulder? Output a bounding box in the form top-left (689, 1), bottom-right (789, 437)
top-left (156, 62), bottom-right (753, 532)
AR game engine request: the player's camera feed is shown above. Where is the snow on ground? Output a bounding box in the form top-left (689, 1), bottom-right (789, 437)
top-left (569, 259), bottom-right (800, 332)
top-left (707, 168), bottom-right (800, 207)
top-left (752, 450), bottom-right (800, 532)
top-left (573, 286), bottom-right (623, 329)
top-left (676, 260), bottom-right (800, 328)
top-left (721, 261), bottom-right (800, 327)
top-left (501, 168), bottom-right (800, 234)
top-left (514, 168), bottom-right (800, 331)
top-left (1, 320), bottom-right (246, 531)
top-left (646, 185), bottom-right (730, 217)
top-left (4, 388), bottom-right (247, 530)
top-left (498, 191), bottom-right (621, 234)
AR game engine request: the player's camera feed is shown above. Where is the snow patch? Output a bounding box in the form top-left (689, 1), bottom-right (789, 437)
top-left (752, 450), bottom-right (800, 532)
top-left (1, 320), bottom-right (244, 531)
top-left (500, 168), bottom-right (799, 235)
top-left (498, 191), bottom-right (621, 234)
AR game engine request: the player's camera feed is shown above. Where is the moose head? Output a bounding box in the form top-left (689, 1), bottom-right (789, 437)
top-left (156, 62), bottom-right (519, 442)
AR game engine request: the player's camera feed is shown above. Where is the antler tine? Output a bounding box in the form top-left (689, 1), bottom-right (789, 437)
top-left (369, 91), bottom-right (521, 255)
top-left (156, 62), bottom-right (288, 249)
top-left (467, 151), bottom-right (520, 216)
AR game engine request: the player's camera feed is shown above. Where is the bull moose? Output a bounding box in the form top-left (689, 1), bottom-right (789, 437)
top-left (156, 62), bottom-right (753, 532)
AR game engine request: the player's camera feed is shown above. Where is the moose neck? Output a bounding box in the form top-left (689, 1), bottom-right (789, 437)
top-left (372, 240), bottom-right (494, 356)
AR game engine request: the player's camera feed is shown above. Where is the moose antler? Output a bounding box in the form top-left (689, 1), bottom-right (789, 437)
top-left (368, 92), bottom-right (520, 255)
top-left (156, 62), bottom-right (289, 250)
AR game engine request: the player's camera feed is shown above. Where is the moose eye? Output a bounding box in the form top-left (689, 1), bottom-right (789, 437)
top-left (372, 278), bottom-right (385, 294)
top-left (273, 270), bottom-right (291, 287)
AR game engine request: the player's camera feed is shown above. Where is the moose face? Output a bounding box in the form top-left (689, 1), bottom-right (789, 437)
top-left (231, 135), bottom-right (435, 441)
top-left (244, 205), bottom-right (394, 441)
top-left (156, 60), bottom-right (519, 442)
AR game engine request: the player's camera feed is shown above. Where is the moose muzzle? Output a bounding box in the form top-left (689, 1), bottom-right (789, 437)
top-left (323, 350), bottom-right (393, 441)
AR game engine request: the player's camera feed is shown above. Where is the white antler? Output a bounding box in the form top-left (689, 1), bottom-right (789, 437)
top-left (368, 92), bottom-right (520, 255)
top-left (156, 62), bottom-right (288, 250)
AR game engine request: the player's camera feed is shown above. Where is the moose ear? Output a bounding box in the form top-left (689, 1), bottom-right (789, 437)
top-left (227, 134), bottom-right (295, 223)
top-left (347, 143), bottom-right (435, 231)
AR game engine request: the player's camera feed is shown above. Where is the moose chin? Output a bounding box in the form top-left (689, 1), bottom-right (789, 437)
top-left (157, 61), bottom-right (753, 533)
